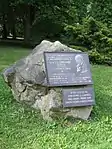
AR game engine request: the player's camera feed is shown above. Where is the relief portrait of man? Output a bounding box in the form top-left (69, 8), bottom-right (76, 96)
top-left (75, 54), bottom-right (88, 75)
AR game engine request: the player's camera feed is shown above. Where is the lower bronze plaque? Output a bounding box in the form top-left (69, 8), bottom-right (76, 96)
top-left (63, 87), bottom-right (95, 107)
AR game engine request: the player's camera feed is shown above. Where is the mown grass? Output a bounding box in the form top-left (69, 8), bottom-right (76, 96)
top-left (0, 46), bottom-right (112, 149)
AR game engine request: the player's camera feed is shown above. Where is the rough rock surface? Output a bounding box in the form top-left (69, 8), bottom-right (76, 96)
top-left (2, 40), bottom-right (93, 121)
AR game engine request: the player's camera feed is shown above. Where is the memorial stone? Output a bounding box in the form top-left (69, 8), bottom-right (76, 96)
top-left (2, 40), bottom-right (95, 121)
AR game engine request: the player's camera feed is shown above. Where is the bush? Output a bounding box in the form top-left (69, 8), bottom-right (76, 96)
top-left (61, 17), bottom-right (112, 65)
top-left (62, 17), bottom-right (112, 52)
top-left (88, 50), bottom-right (112, 66)
top-left (70, 45), bottom-right (88, 52)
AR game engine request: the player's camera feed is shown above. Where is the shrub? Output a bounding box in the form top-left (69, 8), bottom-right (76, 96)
top-left (61, 17), bottom-right (112, 65)
top-left (70, 45), bottom-right (88, 52)
top-left (88, 50), bottom-right (112, 66)
top-left (62, 17), bottom-right (112, 53)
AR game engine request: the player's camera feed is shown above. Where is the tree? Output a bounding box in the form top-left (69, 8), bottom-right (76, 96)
top-left (0, 0), bottom-right (9, 39)
top-left (88, 0), bottom-right (112, 25)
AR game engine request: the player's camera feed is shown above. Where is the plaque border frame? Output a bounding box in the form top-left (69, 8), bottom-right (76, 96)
top-left (44, 51), bottom-right (93, 87)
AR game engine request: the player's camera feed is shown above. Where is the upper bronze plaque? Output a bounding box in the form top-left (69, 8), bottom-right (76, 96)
top-left (44, 52), bottom-right (93, 86)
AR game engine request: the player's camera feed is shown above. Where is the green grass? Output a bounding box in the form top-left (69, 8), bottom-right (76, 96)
top-left (0, 46), bottom-right (31, 71)
top-left (0, 46), bottom-right (112, 149)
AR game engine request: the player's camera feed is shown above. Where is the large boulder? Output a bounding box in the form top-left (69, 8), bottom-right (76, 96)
top-left (2, 40), bottom-right (92, 121)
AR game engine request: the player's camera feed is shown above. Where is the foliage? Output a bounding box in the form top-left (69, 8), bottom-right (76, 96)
top-left (61, 17), bottom-right (112, 65)
top-left (70, 45), bottom-right (88, 52)
top-left (89, 0), bottom-right (112, 25)
top-left (0, 0), bottom-right (112, 65)
top-left (62, 17), bottom-right (112, 49)
top-left (88, 50), bottom-right (112, 66)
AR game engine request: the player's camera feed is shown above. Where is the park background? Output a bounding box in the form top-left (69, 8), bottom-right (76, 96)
top-left (0, 0), bottom-right (112, 149)
top-left (0, 0), bottom-right (112, 65)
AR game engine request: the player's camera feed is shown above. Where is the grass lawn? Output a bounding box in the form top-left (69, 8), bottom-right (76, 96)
top-left (0, 46), bottom-right (112, 149)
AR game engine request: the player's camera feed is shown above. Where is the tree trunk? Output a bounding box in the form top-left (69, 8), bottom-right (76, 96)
top-left (12, 9), bottom-right (16, 39)
top-left (2, 14), bottom-right (7, 39)
top-left (24, 5), bottom-right (31, 44)
top-left (8, 6), bottom-right (16, 39)
top-left (12, 24), bottom-right (16, 39)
